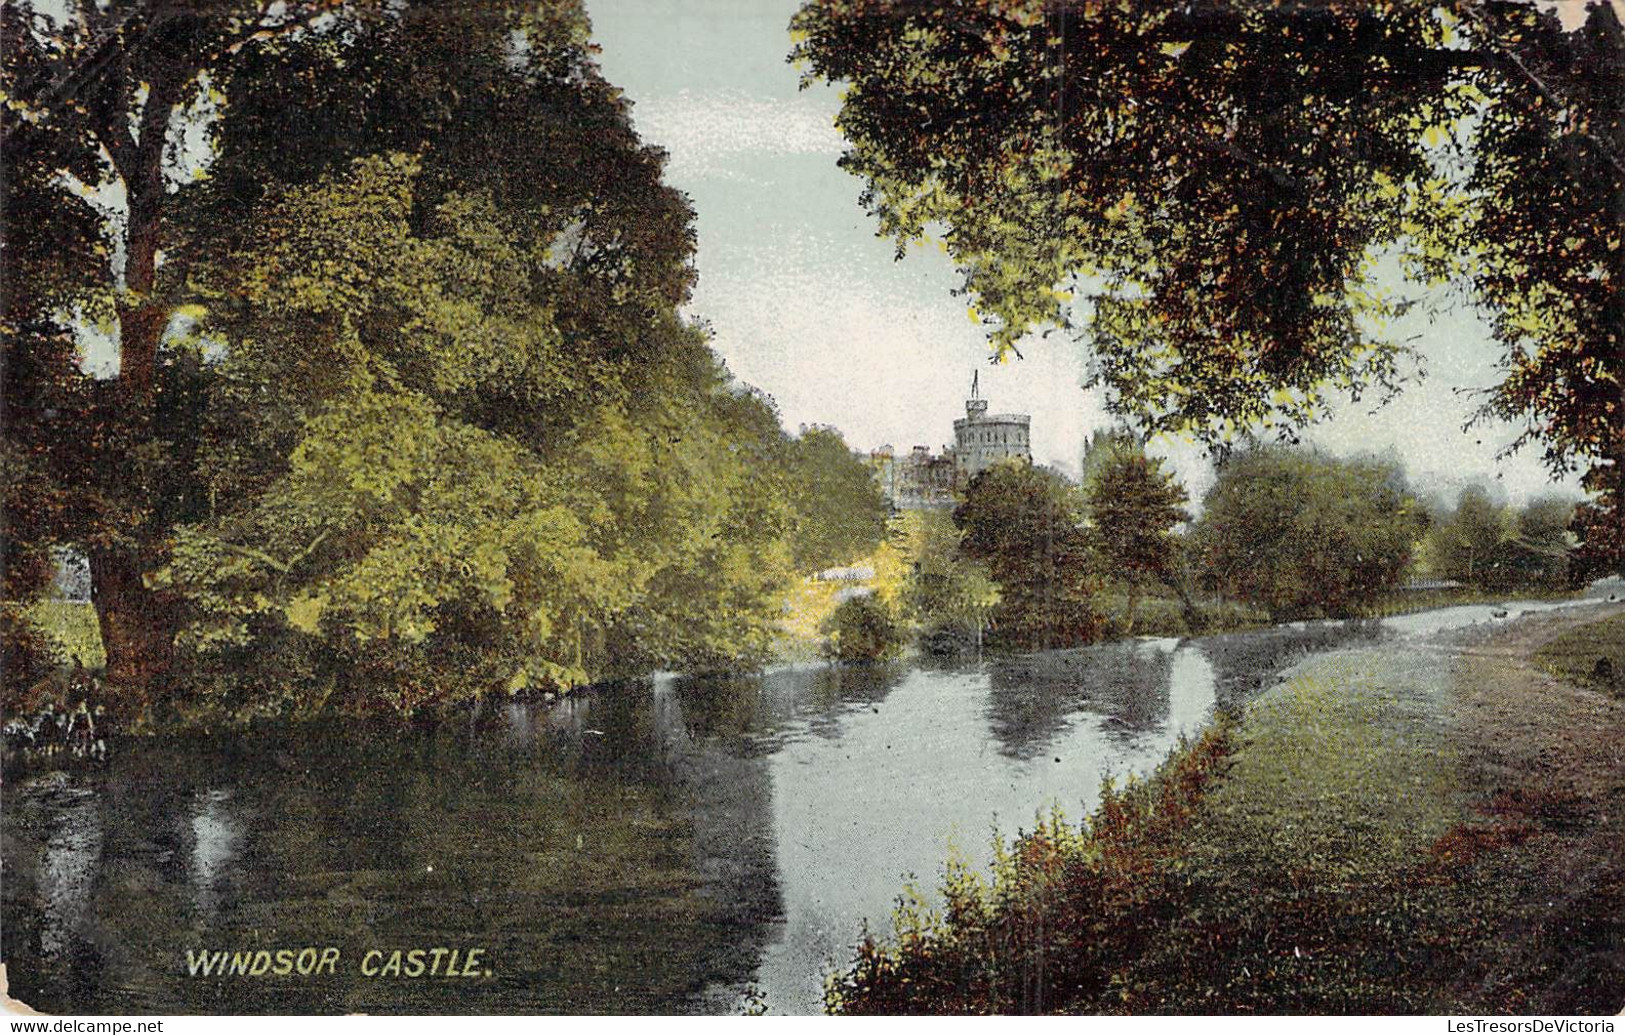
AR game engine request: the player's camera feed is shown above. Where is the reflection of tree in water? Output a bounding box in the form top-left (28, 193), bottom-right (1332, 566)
top-left (985, 640), bottom-right (1177, 759)
top-left (791, 665), bottom-right (907, 744)
top-left (188, 789), bottom-right (242, 917)
top-left (1195, 621), bottom-right (1387, 710)
top-left (34, 784), bottom-right (104, 959)
top-left (669, 664), bottom-right (907, 749)
top-left (671, 672), bottom-right (774, 744)
top-left (0, 689), bottom-right (791, 1014)
top-left (0, 781), bottom-right (103, 1010)
top-left (978, 622), bottom-right (1387, 763)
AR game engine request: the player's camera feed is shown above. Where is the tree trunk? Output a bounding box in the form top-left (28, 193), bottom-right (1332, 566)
top-left (1165, 576), bottom-right (1208, 634)
top-left (89, 546), bottom-right (177, 698)
top-left (92, 294), bottom-right (177, 694)
top-left (88, 76), bottom-right (181, 694)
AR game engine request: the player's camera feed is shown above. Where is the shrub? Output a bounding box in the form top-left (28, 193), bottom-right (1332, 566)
top-left (826, 596), bottom-right (906, 663)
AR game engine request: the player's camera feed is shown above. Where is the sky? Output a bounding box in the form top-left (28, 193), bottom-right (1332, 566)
top-left (584, 0), bottom-right (1590, 508)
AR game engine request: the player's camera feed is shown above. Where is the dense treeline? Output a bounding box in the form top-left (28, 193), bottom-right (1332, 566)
top-left (882, 443), bottom-right (1581, 657)
top-left (1426, 487), bottom-right (1576, 592)
top-left (1, 1), bottom-right (885, 719)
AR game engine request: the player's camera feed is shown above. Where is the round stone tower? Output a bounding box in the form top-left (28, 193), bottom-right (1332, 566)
top-left (952, 371), bottom-right (1031, 482)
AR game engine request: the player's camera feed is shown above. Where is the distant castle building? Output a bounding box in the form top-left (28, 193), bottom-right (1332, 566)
top-left (864, 373), bottom-right (1032, 510)
top-left (953, 370), bottom-right (1031, 483)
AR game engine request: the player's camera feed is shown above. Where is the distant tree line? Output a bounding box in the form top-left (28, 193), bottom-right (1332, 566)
top-left (896, 441), bottom-right (1585, 652)
top-left (1425, 487), bottom-right (1575, 592)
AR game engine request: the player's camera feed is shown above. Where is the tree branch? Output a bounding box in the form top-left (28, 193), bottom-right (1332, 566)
top-left (217, 527), bottom-right (332, 576)
top-left (1462, 4), bottom-right (1625, 180)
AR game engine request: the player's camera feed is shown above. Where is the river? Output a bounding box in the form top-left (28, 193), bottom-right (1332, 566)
top-left (0, 598), bottom-right (1595, 1014)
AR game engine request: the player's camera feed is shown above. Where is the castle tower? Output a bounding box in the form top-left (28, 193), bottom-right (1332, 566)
top-left (952, 372), bottom-right (1031, 483)
top-left (966, 369), bottom-right (988, 420)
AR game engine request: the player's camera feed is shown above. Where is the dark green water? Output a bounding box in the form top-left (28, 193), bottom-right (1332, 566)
top-left (5, 602), bottom-right (1576, 1014)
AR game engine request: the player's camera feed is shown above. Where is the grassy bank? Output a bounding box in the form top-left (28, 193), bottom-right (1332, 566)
top-left (826, 606), bottom-right (1625, 1014)
top-left (1534, 611), bottom-right (1625, 697)
top-left (1349, 586), bottom-right (1581, 620)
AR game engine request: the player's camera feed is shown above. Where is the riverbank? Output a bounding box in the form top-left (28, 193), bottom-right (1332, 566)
top-left (825, 602), bottom-right (1625, 1014)
top-left (7, 588), bottom-right (1602, 735)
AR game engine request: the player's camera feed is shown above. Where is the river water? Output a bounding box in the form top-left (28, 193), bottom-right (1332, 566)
top-left (0, 598), bottom-right (1594, 1014)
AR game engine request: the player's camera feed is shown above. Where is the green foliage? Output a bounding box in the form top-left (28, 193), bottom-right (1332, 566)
top-left (1497, 496), bottom-right (1575, 589)
top-left (1, 604), bottom-right (60, 708)
top-left (2, 0), bottom-right (426, 689)
top-left (1430, 486), bottom-right (1511, 587)
top-left (1429, 488), bottom-right (1575, 590)
top-left (792, 0), bottom-right (1625, 585)
top-left (1193, 446), bottom-right (1422, 619)
top-left (825, 595), bottom-right (906, 663)
top-left (782, 425), bottom-right (890, 572)
top-left (3, 2), bottom-right (881, 718)
top-left (24, 600), bottom-right (105, 671)
top-left (154, 149), bottom-right (829, 711)
top-left (1079, 435), bottom-right (1191, 632)
top-left (1, 600), bottom-right (106, 712)
top-left (954, 462), bottom-right (1102, 649)
top-left (792, 0), bottom-right (1462, 439)
top-left (1465, 6), bottom-right (1624, 546)
top-left (883, 509), bottom-right (999, 651)
top-left (1570, 490), bottom-right (1625, 585)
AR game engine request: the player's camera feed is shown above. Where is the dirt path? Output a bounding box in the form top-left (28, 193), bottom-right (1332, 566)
top-left (1126, 603), bottom-right (1625, 1013)
top-left (1435, 605), bottom-right (1625, 1013)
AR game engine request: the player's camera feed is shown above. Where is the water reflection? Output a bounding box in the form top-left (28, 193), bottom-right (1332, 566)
top-left (38, 782), bottom-right (104, 959)
top-left (188, 789), bottom-right (240, 917)
top-left (6, 604), bottom-right (1556, 1015)
top-left (985, 639), bottom-right (1176, 758)
top-left (1167, 646), bottom-right (1218, 741)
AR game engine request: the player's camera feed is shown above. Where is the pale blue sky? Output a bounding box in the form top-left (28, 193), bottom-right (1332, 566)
top-left (585, 0), bottom-right (1585, 506)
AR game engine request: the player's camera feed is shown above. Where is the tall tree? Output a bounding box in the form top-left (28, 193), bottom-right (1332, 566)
top-left (6, 1), bottom-right (823, 715)
top-left (954, 462), bottom-right (1099, 649)
top-left (1079, 437), bottom-right (1192, 633)
top-left (1505, 495), bottom-right (1576, 589)
top-left (782, 424), bottom-right (891, 572)
top-left (1431, 485), bottom-right (1510, 588)
top-left (149, 11), bottom-right (813, 709)
top-left (792, 0), bottom-right (1624, 574)
top-left (2, 0), bottom-right (392, 692)
top-left (1193, 447), bottom-right (1421, 619)
top-left (1466, 4), bottom-right (1625, 581)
